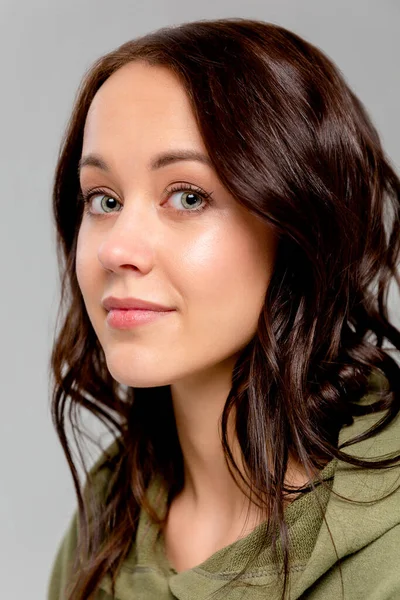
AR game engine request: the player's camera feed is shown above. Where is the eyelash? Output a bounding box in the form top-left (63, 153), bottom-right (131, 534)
top-left (79, 183), bottom-right (213, 217)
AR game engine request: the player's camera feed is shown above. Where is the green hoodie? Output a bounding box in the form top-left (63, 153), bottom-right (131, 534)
top-left (48, 377), bottom-right (400, 599)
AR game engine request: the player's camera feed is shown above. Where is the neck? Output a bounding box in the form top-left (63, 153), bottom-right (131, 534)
top-left (170, 355), bottom-right (248, 516)
top-left (169, 357), bottom-right (312, 525)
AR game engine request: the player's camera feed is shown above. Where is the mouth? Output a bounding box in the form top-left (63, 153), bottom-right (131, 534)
top-left (102, 295), bottom-right (174, 312)
top-left (106, 307), bottom-right (175, 329)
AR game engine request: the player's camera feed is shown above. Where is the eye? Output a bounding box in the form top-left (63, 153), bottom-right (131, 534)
top-left (80, 188), bottom-right (122, 215)
top-left (166, 183), bottom-right (212, 214)
top-left (79, 183), bottom-right (214, 217)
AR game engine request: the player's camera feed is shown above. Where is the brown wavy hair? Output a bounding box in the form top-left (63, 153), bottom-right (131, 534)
top-left (49, 17), bottom-right (400, 600)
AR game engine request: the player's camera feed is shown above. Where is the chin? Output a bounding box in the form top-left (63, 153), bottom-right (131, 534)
top-left (105, 358), bottom-right (174, 389)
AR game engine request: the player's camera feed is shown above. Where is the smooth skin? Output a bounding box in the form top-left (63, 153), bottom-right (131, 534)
top-left (76, 60), bottom-right (309, 571)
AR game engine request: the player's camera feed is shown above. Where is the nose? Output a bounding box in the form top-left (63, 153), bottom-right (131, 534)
top-left (97, 199), bottom-right (156, 274)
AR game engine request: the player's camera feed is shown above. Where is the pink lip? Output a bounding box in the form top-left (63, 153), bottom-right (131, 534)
top-left (102, 295), bottom-right (174, 312)
top-left (106, 308), bottom-right (173, 329)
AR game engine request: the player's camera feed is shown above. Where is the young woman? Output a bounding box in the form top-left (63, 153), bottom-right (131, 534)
top-left (47, 17), bottom-right (400, 600)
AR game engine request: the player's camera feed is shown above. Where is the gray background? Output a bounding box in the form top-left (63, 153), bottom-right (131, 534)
top-left (1, 1), bottom-right (399, 598)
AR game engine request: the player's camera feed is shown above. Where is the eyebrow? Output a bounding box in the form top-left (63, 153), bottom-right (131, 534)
top-left (77, 150), bottom-right (212, 177)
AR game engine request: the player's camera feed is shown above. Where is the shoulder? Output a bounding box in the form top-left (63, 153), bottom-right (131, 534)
top-left (47, 437), bottom-right (122, 600)
top-left (338, 367), bottom-right (399, 467)
top-left (83, 436), bottom-right (124, 503)
top-left (348, 523), bottom-right (400, 598)
top-left (331, 403), bottom-right (400, 540)
top-left (295, 407), bottom-right (400, 598)
top-left (300, 523), bottom-right (400, 599)
top-left (47, 510), bottom-right (79, 600)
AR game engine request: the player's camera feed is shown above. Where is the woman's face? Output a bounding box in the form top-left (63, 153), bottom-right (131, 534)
top-left (76, 61), bottom-right (277, 388)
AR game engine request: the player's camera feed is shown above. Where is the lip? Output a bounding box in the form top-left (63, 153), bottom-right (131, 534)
top-left (101, 296), bottom-right (174, 312)
top-left (106, 308), bottom-right (173, 329)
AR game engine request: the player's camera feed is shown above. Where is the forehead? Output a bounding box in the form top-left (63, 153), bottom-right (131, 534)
top-left (82, 61), bottom-right (204, 155)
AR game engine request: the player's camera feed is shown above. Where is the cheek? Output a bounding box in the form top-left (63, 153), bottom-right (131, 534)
top-left (75, 228), bottom-right (99, 299)
top-left (182, 224), bottom-right (272, 294)
top-left (75, 230), bottom-right (87, 291)
top-left (178, 224), bottom-right (273, 336)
